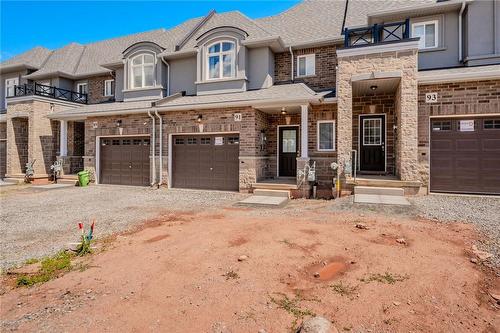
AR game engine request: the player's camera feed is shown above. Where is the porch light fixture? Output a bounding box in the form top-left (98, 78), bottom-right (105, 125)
top-left (281, 107), bottom-right (287, 115)
top-left (115, 119), bottom-right (122, 127)
top-left (370, 85), bottom-right (378, 91)
top-left (196, 114), bottom-right (203, 122)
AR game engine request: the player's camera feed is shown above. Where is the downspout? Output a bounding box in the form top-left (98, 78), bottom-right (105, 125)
top-left (160, 57), bottom-right (170, 96)
top-left (458, 1), bottom-right (466, 63)
top-left (289, 46), bottom-right (294, 82)
top-left (148, 111), bottom-right (156, 186)
top-left (154, 110), bottom-right (163, 187)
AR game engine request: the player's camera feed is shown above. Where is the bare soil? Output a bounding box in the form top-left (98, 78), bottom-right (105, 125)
top-left (1, 201), bottom-right (499, 332)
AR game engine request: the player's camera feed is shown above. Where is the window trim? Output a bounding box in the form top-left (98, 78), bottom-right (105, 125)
top-left (411, 20), bottom-right (439, 49)
top-left (205, 40), bottom-right (236, 81)
top-left (104, 79), bottom-right (114, 97)
top-left (76, 82), bottom-right (88, 95)
top-left (317, 120), bottom-right (336, 152)
top-left (296, 54), bottom-right (316, 77)
top-left (129, 53), bottom-right (156, 89)
top-left (5, 77), bottom-right (19, 98)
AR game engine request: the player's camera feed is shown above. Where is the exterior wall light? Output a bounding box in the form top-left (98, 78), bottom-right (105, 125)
top-left (197, 114), bottom-right (203, 122)
top-left (281, 107), bottom-right (287, 115)
top-left (370, 85), bottom-right (378, 91)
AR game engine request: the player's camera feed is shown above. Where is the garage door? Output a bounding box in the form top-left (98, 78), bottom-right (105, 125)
top-left (172, 134), bottom-right (239, 191)
top-left (0, 140), bottom-right (6, 179)
top-left (430, 117), bottom-right (500, 194)
top-left (100, 137), bottom-right (150, 186)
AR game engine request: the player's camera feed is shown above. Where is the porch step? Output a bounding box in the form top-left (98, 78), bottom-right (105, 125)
top-left (251, 182), bottom-right (298, 191)
top-left (253, 189), bottom-right (290, 198)
top-left (57, 175), bottom-right (79, 186)
top-left (237, 195), bottom-right (288, 207)
top-left (347, 177), bottom-right (421, 189)
top-left (3, 177), bottom-right (25, 185)
top-left (354, 186), bottom-right (404, 196)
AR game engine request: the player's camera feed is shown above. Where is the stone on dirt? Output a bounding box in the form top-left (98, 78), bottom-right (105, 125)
top-left (298, 316), bottom-right (336, 333)
top-left (396, 238), bottom-right (407, 245)
top-left (471, 245), bottom-right (493, 261)
top-left (238, 255), bottom-right (248, 262)
top-left (355, 223), bottom-right (368, 230)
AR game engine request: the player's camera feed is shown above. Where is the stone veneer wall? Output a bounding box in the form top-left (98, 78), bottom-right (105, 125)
top-left (0, 122), bottom-right (6, 178)
top-left (417, 79), bottom-right (500, 185)
top-left (84, 107), bottom-right (268, 191)
top-left (352, 93), bottom-right (396, 175)
top-left (88, 75), bottom-right (114, 104)
top-left (274, 45), bottom-right (338, 91)
top-left (337, 48), bottom-right (419, 182)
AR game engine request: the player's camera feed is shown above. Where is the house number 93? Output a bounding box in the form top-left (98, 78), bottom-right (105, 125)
top-left (425, 92), bottom-right (438, 103)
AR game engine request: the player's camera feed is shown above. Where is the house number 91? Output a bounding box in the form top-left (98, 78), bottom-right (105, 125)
top-left (425, 92), bottom-right (438, 103)
top-left (234, 113), bottom-right (242, 122)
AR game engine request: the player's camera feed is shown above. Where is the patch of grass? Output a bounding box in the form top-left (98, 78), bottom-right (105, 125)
top-left (222, 270), bottom-right (239, 280)
top-left (360, 272), bottom-right (409, 285)
top-left (330, 281), bottom-right (358, 298)
top-left (24, 258), bottom-right (39, 265)
top-left (269, 293), bottom-right (315, 331)
top-left (16, 251), bottom-right (73, 287)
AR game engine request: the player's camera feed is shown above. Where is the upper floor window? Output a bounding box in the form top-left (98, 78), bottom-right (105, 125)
top-left (5, 78), bottom-right (18, 98)
top-left (412, 20), bottom-right (438, 49)
top-left (297, 54), bottom-right (315, 77)
top-left (130, 54), bottom-right (155, 89)
top-left (104, 79), bottom-right (114, 97)
top-left (77, 83), bottom-right (88, 95)
top-left (207, 41), bottom-right (236, 80)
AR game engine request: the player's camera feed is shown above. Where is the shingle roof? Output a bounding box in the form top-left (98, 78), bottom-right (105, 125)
top-left (0, 46), bottom-right (52, 71)
top-left (47, 100), bottom-right (153, 119)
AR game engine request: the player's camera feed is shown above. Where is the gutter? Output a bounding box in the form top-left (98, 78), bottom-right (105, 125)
top-left (289, 46), bottom-right (294, 82)
top-left (458, 1), bottom-right (466, 63)
top-left (147, 111), bottom-right (156, 187)
top-left (154, 110), bottom-right (163, 186)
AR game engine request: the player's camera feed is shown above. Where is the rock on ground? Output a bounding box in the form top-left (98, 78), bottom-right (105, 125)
top-left (298, 316), bottom-right (336, 333)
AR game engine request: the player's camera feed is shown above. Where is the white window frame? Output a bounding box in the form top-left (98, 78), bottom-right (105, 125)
top-left (104, 79), bottom-right (114, 97)
top-left (206, 41), bottom-right (236, 80)
top-left (76, 82), bottom-right (88, 95)
top-left (130, 53), bottom-right (156, 89)
top-left (411, 20), bottom-right (439, 49)
top-left (317, 120), bottom-right (336, 152)
top-left (362, 118), bottom-right (382, 146)
top-left (296, 54), bottom-right (316, 77)
top-left (5, 77), bottom-right (19, 98)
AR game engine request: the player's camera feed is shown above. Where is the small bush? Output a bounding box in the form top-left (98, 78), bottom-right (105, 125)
top-left (16, 251), bottom-right (73, 287)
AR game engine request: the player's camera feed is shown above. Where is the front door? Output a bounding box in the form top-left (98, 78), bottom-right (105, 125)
top-left (279, 126), bottom-right (298, 177)
top-left (359, 115), bottom-right (386, 173)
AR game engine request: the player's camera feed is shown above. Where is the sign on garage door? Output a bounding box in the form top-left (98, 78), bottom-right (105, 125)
top-left (172, 134), bottom-right (239, 191)
top-left (430, 117), bottom-right (500, 194)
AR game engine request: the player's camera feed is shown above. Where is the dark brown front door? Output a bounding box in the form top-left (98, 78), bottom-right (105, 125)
top-left (100, 137), bottom-right (150, 186)
top-left (172, 134), bottom-right (239, 191)
top-left (359, 115), bottom-right (385, 173)
top-left (430, 117), bottom-right (500, 195)
top-left (279, 127), bottom-right (298, 177)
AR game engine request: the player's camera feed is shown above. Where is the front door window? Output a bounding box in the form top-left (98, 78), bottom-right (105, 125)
top-left (363, 118), bottom-right (382, 145)
top-left (282, 129), bottom-right (297, 153)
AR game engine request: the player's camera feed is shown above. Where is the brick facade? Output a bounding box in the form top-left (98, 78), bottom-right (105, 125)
top-left (274, 45), bottom-right (337, 91)
top-left (88, 75), bottom-right (114, 104)
top-left (417, 79), bottom-right (500, 185)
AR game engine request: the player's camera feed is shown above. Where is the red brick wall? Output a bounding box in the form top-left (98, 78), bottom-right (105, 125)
top-left (274, 45), bottom-right (337, 91)
top-left (88, 75), bottom-right (114, 104)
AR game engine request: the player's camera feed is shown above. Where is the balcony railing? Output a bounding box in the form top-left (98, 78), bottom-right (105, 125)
top-left (10, 83), bottom-right (88, 104)
top-left (344, 19), bottom-right (410, 48)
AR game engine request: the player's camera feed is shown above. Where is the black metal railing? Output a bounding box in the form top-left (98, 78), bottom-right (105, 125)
top-left (9, 83), bottom-right (88, 104)
top-left (344, 19), bottom-right (410, 48)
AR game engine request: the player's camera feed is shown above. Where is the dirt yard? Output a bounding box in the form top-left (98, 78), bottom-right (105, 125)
top-left (1, 196), bottom-right (498, 332)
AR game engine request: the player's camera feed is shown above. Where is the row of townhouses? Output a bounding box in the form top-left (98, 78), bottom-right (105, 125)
top-left (0, 0), bottom-right (499, 196)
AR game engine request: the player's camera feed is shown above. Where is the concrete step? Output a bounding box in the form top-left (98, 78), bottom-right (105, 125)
top-left (3, 177), bottom-right (25, 185)
top-left (251, 183), bottom-right (298, 191)
top-left (354, 193), bottom-right (410, 206)
top-left (354, 186), bottom-right (404, 196)
top-left (237, 195), bottom-right (288, 207)
top-left (57, 179), bottom-right (78, 186)
top-left (253, 189), bottom-right (290, 198)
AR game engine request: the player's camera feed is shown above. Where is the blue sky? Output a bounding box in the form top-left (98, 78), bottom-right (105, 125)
top-left (0, 0), bottom-right (300, 61)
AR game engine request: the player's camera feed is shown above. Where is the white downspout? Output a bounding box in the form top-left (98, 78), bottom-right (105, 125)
top-left (161, 57), bottom-right (170, 96)
top-left (289, 46), bottom-right (294, 82)
top-left (154, 110), bottom-right (163, 187)
top-left (458, 1), bottom-right (466, 63)
top-left (148, 111), bottom-right (156, 186)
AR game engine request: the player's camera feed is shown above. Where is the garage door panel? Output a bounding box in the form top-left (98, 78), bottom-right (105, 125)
top-left (430, 117), bottom-right (500, 194)
top-left (172, 134), bottom-right (239, 191)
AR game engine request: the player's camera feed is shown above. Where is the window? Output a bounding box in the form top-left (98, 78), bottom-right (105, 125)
top-left (104, 79), bottom-right (114, 97)
top-left (363, 118), bottom-right (382, 145)
top-left (317, 121), bottom-right (335, 151)
top-left (77, 83), bottom-right (88, 95)
top-left (130, 54), bottom-right (155, 89)
top-left (5, 78), bottom-right (19, 98)
top-left (484, 119), bottom-right (500, 129)
top-left (432, 121), bottom-right (452, 131)
top-left (412, 20), bottom-right (438, 49)
top-left (201, 138), bottom-right (211, 145)
top-left (227, 137), bottom-right (239, 145)
top-left (297, 54), bottom-right (315, 77)
top-left (206, 41), bottom-right (236, 80)
top-left (187, 138), bottom-right (197, 145)
top-left (175, 138), bottom-right (184, 145)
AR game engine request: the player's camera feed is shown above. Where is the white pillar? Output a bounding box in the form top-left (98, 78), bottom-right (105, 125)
top-left (60, 120), bottom-right (68, 156)
top-left (300, 105), bottom-right (309, 158)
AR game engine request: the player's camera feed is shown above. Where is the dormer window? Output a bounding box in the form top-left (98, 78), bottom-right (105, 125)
top-left (130, 54), bottom-right (155, 88)
top-left (207, 41), bottom-right (236, 80)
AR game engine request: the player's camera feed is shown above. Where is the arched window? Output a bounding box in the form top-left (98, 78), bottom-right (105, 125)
top-left (206, 41), bottom-right (236, 80)
top-left (130, 54), bottom-right (155, 88)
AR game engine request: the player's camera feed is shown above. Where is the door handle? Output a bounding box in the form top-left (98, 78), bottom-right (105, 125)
top-left (210, 167), bottom-right (213, 171)
top-left (129, 163), bottom-right (132, 169)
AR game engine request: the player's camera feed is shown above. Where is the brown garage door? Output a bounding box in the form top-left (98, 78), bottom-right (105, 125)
top-left (172, 134), bottom-right (239, 191)
top-left (100, 137), bottom-right (150, 186)
top-left (0, 140), bottom-right (6, 179)
top-left (430, 117), bottom-right (500, 194)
